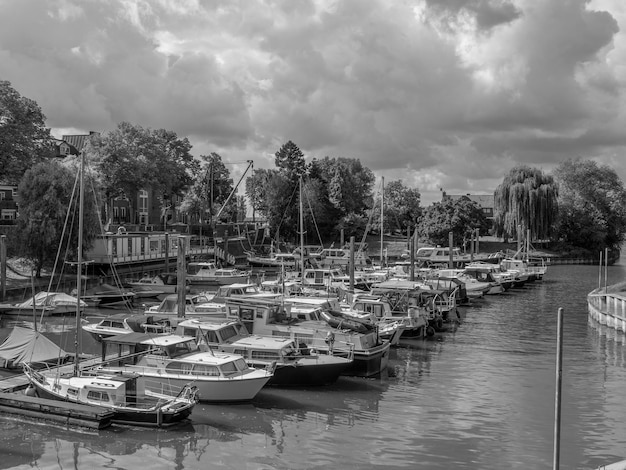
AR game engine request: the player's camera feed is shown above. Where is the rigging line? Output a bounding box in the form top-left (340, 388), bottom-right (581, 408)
top-left (273, 182), bottom-right (299, 243)
top-left (87, 174), bottom-right (133, 313)
top-left (86, 161), bottom-right (135, 314)
top-left (301, 181), bottom-right (324, 247)
top-left (39, 167), bottom-right (81, 325)
top-left (358, 179), bottom-right (382, 255)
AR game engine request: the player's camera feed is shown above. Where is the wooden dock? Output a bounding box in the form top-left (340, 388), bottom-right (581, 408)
top-left (0, 392), bottom-right (113, 429)
top-left (0, 357), bottom-right (116, 430)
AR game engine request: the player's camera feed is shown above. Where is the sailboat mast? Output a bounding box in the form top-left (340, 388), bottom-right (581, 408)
top-left (74, 152), bottom-right (85, 377)
top-left (299, 176), bottom-right (305, 282)
top-left (380, 176), bottom-right (384, 267)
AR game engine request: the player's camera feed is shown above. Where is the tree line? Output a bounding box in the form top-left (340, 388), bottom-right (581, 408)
top-left (2, 80), bottom-right (626, 275)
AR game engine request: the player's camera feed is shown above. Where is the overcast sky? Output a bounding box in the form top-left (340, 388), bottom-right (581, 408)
top-left (1, 0), bottom-right (625, 205)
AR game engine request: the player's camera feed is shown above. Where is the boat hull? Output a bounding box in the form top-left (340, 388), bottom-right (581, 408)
top-left (24, 372), bottom-right (194, 427)
top-left (187, 275), bottom-right (249, 286)
top-left (344, 341), bottom-right (390, 377)
top-left (99, 368), bottom-right (271, 402)
top-left (265, 357), bottom-right (351, 386)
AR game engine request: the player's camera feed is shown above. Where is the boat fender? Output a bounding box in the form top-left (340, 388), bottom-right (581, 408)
top-left (436, 318), bottom-right (443, 330)
top-left (426, 326), bottom-right (435, 337)
top-left (24, 385), bottom-right (38, 397)
top-left (325, 331), bottom-right (335, 345)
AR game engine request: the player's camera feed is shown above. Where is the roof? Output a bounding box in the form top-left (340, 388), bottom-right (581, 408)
top-left (61, 131), bottom-right (100, 152)
top-left (102, 332), bottom-right (194, 345)
top-left (443, 193), bottom-right (494, 209)
top-left (229, 335), bottom-right (293, 349)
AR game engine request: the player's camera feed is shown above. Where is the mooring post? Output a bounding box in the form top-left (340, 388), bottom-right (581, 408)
top-left (553, 307), bottom-right (564, 470)
top-left (177, 236), bottom-right (187, 319)
top-left (0, 235), bottom-right (6, 301)
top-left (448, 232), bottom-right (454, 269)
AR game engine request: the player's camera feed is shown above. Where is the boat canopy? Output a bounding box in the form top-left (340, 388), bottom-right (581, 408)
top-left (0, 326), bottom-right (70, 369)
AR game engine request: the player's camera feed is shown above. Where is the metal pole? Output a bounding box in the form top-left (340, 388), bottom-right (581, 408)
top-left (553, 307), bottom-right (564, 470)
top-left (31, 270), bottom-right (37, 333)
top-left (164, 233), bottom-right (170, 272)
top-left (380, 177), bottom-right (384, 266)
top-left (448, 231), bottom-right (454, 269)
top-left (605, 247), bottom-right (609, 292)
top-left (598, 250), bottom-right (603, 290)
top-left (299, 177), bottom-right (305, 283)
top-left (475, 228), bottom-right (479, 254)
top-left (349, 236), bottom-right (355, 292)
top-left (74, 153), bottom-right (85, 378)
top-left (177, 236), bottom-right (187, 319)
top-left (409, 235), bottom-right (415, 282)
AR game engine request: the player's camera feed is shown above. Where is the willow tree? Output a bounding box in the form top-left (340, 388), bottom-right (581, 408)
top-left (493, 166), bottom-right (559, 242)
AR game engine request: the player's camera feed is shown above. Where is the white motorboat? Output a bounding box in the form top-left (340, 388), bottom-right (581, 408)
top-left (82, 313), bottom-right (176, 342)
top-left (98, 333), bottom-right (274, 402)
top-left (0, 291), bottom-right (87, 317)
top-left (187, 261), bottom-right (250, 285)
top-left (175, 318), bottom-right (353, 386)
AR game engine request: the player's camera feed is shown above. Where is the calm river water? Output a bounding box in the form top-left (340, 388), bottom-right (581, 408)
top-left (1, 259), bottom-right (626, 470)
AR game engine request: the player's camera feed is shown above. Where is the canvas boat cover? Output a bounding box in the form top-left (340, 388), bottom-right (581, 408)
top-left (0, 326), bottom-right (70, 369)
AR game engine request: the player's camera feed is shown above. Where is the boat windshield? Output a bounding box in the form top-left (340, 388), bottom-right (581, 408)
top-left (164, 340), bottom-right (198, 358)
top-left (220, 358), bottom-right (249, 375)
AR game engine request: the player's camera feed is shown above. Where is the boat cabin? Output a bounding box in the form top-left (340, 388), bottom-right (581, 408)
top-left (310, 248), bottom-right (372, 268)
top-left (212, 283), bottom-right (280, 303)
top-left (175, 318), bottom-right (302, 365)
top-left (145, 293), bottom-right (214, 315)
top-left (101, 332), bottom-right (200, 366)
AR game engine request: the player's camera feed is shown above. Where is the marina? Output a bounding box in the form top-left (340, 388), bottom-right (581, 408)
top-left (0, 260), bottom-right (625, 468)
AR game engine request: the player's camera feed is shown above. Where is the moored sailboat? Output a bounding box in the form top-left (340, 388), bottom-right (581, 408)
top-left (22, 154), bottom-right (198, 427)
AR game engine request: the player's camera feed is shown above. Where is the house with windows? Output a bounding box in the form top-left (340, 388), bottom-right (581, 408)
top-left (0, 184), bottom-right (18, 221)
top-left (441, 191), bottom-right (495, 229)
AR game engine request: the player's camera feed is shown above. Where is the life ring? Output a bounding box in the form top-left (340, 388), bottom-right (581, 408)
top-left (117, 226), bottom-right (127, 234)
top-left (426, 326), bottom-right (435, 337)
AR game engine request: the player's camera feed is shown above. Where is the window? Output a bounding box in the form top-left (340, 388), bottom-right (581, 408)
top-left (251, 351), bottom-right (279, 360)
top-left (165, 361), bottom-right (194, 374)
top-left (220, 326), bottom-right (239, 341)
top-left (87, 390), bottom-right (110, 402)
top-left (240, 308), bottom-right (254, 321)
top-left (192, 364), bottom-right (220, 376)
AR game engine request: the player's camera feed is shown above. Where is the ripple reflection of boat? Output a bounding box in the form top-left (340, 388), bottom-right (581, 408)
top-left (252, 375), bottom-right (389, 416)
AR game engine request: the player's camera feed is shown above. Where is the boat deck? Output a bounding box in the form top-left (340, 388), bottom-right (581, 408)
top-left (0, 355), bottom-right (105, 392)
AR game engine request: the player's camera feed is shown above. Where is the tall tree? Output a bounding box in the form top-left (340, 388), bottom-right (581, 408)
top-left (493, 166), bottom-right (559, 242)
top-left (89, 122), bottom-right (197, 224)
top-left (245, 167), bottom-right (276, 218)
top-left (0, 81), bottom-right (53, 183)
top-left (180, 153), bottom-right (234, 225)
top-left (555, 158), bottom-right (626, 253)
top-left (274, 140), bottom-right (306, 177)
top-left (16, 161), bottom-right (100, 277)
top-left (418, 197), bottom-right (489, 247)
top-left (383, 180), bottom-right (422, 234)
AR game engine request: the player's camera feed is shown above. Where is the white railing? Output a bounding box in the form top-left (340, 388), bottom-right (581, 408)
top-left (587, 289), bottom-right (626, 333)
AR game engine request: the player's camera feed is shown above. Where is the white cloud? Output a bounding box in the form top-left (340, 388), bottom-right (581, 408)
top-left (1, 0), bottom-right (625, 205)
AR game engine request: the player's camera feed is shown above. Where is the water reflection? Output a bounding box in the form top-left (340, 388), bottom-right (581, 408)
top-left (5, 262), bottom-right (626, 468)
